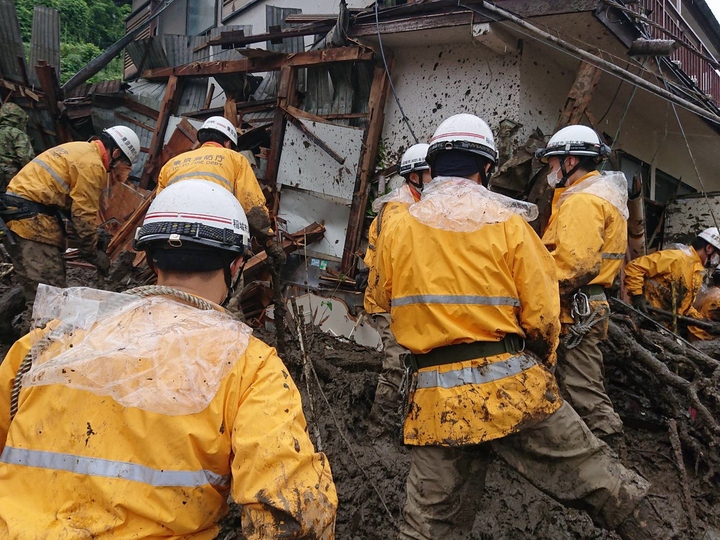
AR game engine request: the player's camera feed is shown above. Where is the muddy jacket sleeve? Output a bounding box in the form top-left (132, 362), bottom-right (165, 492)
top-left (69, 160), bottom-right (107, 256)
top-left (508, 216), bottom-right (561, 365)
top-left (548, 193), bottom-right (605, 296)
top-left (230, 341), bottom-right (337, 539)
top-left (624, 251), bottom-right (676, 297)
top-left (0, 333), bottom-right (33, 452)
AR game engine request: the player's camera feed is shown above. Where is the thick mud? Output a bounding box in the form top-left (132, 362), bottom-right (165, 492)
top-left (249, 328), bottom-right (720, 539)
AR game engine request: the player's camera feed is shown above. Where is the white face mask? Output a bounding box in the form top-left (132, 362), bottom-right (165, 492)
top-left (547, 167), bottom-right (564, 188)
top-left (709, 253), bottom-right (720, 268)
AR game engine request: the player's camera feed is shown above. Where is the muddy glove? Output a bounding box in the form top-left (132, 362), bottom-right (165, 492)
top-left (631, 294), bottom-right (650, 314)
top-left (266, 241), bottom-right (286, 270)
top-left (87, 250), bottom-right (111, 276)
top-left (355, 268), bottom-right (369, 292)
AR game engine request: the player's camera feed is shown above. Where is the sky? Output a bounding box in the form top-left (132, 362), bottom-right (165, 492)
top-left (708, 0), bottom-right (720, 23)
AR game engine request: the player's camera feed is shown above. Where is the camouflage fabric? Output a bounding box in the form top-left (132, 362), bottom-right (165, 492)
top-left (0, 103), bottom-right (34, 192)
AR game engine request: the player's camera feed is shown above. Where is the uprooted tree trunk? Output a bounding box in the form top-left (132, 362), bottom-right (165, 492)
top-left (602, 310), bottom-right (720, 488)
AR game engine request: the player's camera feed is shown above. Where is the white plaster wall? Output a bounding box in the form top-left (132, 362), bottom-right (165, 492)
top-left (380, 42), bottom-right (522, 173)
top-left (518, 44), bottom-right (576, 141)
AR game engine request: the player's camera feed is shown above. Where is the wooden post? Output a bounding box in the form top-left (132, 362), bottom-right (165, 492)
top-left (265, 65), bottom-right (297, 212)
top-left (527, 61), bottom-right (602, 234)
top-left (223, 97), bottom-right (237, 126)
top-left (140, 75), bottom-right (183, 189)
top-left (35, 61), bottom-right (72, 143)
top-left (341, 61), bottom-right (392, 274)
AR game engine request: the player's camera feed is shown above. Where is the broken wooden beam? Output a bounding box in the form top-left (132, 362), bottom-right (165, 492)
top-left (341, 61), bottom-right (393, 273)
top-left (208, 22), bottom-right (334, 48)
top-left (282, 106), bottom-right (345, 165)
top-left (141, 46), bottom-right (374, 79)
top-left (139, 75), bottom-right (183, 189)
top-left (266, 65), bottom-right (297, 216)
top-left (242, 222), bottom-right (326, 283)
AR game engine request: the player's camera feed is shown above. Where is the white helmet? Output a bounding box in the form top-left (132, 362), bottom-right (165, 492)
top-left (399, 143), bottom-right (430, 176)
top-left (698, 227), bottom-right (720, 250)
top-left (426, 113), bottom-right (497, 166)
top-left (199, 116), bottom-right (238, 146)
top-left (104, 125), bottom-right (141, 164)
top-left (535, 125), bottom-right (610, 163)
top-left (134, 179), bottom-right (250, 255)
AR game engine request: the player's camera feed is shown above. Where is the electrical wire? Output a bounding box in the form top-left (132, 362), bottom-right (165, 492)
top-left (653, 57), bottom-right (720, 232)
top-left (597, 73), bottom-right (625, 124)
top-left (374, 2), bottom-right (419, 144)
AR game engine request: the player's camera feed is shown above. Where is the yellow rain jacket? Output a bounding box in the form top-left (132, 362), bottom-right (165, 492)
top-left (6, 141), bottom-right (109, 253)
top-left (542, 171), bottom-right (628, 324)
top-left (373, 177), bottom-right (562, 446)
top-left (0, 292), bottom-right (337, 539)
top-left (363, 184), bottom-right (419, 314)
top-left (157, 142), bottom-right (271, 235)
top-left (624, 246), bottom-right (708, 338)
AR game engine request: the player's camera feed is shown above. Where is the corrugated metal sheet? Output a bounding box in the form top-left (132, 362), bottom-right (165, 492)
top-left (128, 79), bottom-right (168, 102)
top-left (266, 6), bottom-right (303, 54)
top-left (177, 80), bottom-right (210, 114)
top-left (28, 6), bottom-right (60, 86)
top-left (164, 35), bottom-right (194, 67)
top-left (126, 37), bottom-right (169, 71)
top-left (0, 0), bottom-right (27, 84)
top-left (210, 25), bottom-right (252, 62)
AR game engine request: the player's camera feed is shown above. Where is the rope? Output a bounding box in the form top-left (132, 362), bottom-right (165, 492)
top-left (123, 285), bottom-right (215, 311)
top-left (10, 286), bottom-right (213, 420)
top-left (563, 308), bottom-right (610, 349)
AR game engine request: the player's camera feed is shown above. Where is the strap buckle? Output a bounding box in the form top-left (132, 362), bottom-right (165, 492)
top-left (571, 291), bottom-right (591, 319)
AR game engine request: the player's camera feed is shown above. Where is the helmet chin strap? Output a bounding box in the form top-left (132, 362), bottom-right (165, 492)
top-left (557, 157), bottom-right (582, 188)
top-left (406, 171), bottom-right (425, 193)
top-left (221, 257), bottom-right (248, 308)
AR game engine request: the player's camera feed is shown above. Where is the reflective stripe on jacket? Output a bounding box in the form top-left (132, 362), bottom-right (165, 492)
top-left (542, 171), bottom-right (628, 324)
top-left (373, 204), bottom-right (562, 445)
top-left (0, 298), bottom-right (337, 539)
top-left (6, 141), bottom-right (108, 250)
top-left (157, 143), bottom-right (268, 220)
top-left (363, 184), bottom-right (418, 314)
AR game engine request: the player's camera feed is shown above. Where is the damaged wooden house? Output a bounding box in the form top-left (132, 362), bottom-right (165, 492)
top-left (2, 0), bottom-right (720, 344)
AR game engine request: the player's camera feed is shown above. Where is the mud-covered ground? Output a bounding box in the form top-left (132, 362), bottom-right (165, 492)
top-left (265, 328), bottom-right (720, 540)
top-left (2, 264), bottom-right (719, 539)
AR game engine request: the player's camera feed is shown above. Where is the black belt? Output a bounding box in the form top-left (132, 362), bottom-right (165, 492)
top-left (414, 334), bottom-right (524, 370)
top-left (578, 284), bottom-right (606, 297)
top-left (0, 193), bottom-right (58, 221)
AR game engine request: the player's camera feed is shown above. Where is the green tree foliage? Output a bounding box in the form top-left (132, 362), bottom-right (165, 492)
top-left (15, 0), bottom-right (130, 84)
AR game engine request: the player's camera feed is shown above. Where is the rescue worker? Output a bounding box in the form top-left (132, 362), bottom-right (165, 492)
top-left (537, 125), bottom-right (626, 441)
top-left (0, 179), bottom-right (337, 538)
top-left (156, 116), bottom-right (285, 270)
top-left (696, 267), bottom-right (720, 322)
top-left (373, 113), bottom-right (668, 540)
top-left (359, 143), bottom-right (431, 437)
top-left (625, 227), bottom-right (720, 339)
top-left (0, 126), bottom-right (140, 326)
top-left (0, 103), bottom-right (34, 192)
